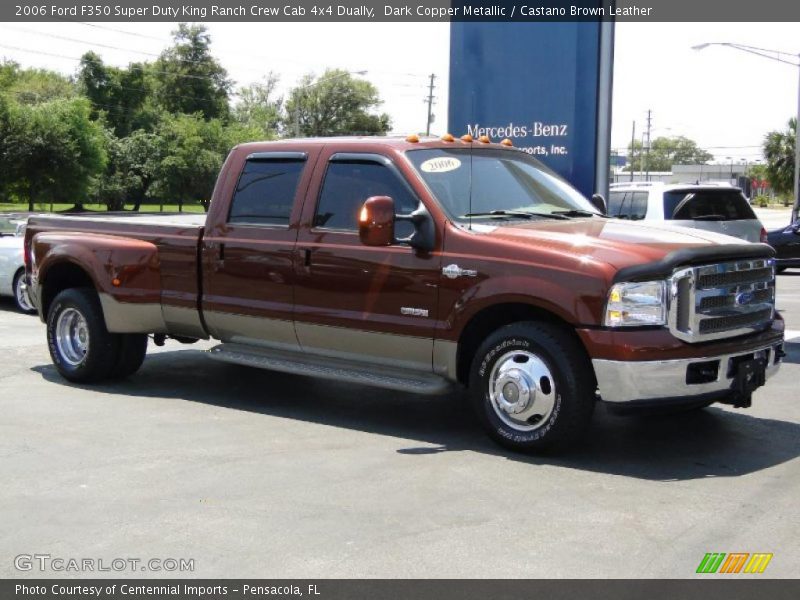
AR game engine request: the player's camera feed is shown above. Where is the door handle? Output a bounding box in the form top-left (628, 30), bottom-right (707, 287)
top-left (303, 248), bottom-right (311, 267)
top-left (213, 243), bottom-right (225, 271)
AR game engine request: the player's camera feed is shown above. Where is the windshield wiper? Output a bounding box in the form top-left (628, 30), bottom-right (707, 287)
top-left (551, 209), bottom-right (598, 218)
top-left (462, 210), bottom-right (568, 220)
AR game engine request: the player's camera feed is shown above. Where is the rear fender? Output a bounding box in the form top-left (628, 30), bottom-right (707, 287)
top-left (33, 232), bottom-right (166, 333)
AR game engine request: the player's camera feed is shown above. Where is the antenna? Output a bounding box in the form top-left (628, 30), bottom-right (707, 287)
top-left (468, 94), bottom-right (475, 231)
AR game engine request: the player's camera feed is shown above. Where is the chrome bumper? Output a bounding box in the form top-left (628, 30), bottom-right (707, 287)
top-left (593, 342), bottom-right (784, 404)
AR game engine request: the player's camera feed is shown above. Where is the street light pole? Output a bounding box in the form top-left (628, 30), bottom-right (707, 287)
top-left (693, 43), bottom-right (800, 223)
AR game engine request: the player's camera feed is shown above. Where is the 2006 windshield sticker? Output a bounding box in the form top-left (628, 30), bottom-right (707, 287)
top-left (420, 157), bottom-right (462, 173)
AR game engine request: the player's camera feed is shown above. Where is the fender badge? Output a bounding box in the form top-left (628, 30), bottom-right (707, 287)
top-left (442, 264), bottom-right (478, 279)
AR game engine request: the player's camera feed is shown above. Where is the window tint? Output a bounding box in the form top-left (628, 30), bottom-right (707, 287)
top-left (608, 191), bottom-right (627, 217)
top-left (229, 159), bottom-right (305, 225)
top-left (315, 160), bottom-right (418, 231)
top-left (608, 190), bottom-right (647, 220)
top-left (628, 192), bottom-right (648, 220)
top-left (664, 190), bottom-right (756, 221)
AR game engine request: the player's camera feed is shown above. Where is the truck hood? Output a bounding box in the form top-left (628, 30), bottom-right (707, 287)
top-left (475, 217), bottom-right (759, 272)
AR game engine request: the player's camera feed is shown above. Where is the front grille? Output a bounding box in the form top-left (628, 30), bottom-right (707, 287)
top-left (668, 259), bottom-right (775, 343)
top-left (697, 267), bottom-right (772, 289)
top-left (699, 287), bottom-right (773, 310)
top-left (698, 308), bottom-right (773, 334)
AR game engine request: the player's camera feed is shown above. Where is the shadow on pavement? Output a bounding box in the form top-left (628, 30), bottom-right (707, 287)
top-left (32, 347), bottom-right (800, 483)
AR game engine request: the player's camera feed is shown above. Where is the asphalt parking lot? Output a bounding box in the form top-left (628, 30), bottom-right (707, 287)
top-left (1, 274), bottom-right (798, 579)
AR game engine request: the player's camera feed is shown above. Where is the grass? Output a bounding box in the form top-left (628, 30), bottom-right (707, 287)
top-left (0, 202), bottom-right (206, 214)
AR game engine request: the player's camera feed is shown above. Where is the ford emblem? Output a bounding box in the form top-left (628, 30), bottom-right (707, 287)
top-left (735, 291), bottom-right (754, 306)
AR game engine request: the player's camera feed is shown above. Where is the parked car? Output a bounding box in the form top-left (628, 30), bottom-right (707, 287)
top-left (0, 216), bottom-right (35, 313)
top-left (607, 182), bottom-right (767, 243)
top-left (25, 137), bottom-right (783, 452)
top-left (767, 219), bottom-right (800, 272)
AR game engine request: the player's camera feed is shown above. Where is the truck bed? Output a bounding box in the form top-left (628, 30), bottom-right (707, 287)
top-left (27, 212), bottom-right (207, 340)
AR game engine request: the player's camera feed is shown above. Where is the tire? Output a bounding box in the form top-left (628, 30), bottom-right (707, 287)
top-left (110, 334), bottom-right (148, 378)
top-left (46, 288), bottom-right (120, 383)
top-left (12, 269), bottom-right (36, 314)
top-left (468, 321), bottom-right (596, 453)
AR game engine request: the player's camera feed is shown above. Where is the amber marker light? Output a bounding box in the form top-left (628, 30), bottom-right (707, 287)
top-left (406, 134), bottom-right (420, 143)
top-left (478, 135), bottom-right (491, 143)
top-left (500, 138), bottom-right (514, 147)
top-left (441, 133), bottom-right (455, 142)
top-left (112, 278), bottom-right (121, 287)
top-left (460, 134), bottom-right (473, 143)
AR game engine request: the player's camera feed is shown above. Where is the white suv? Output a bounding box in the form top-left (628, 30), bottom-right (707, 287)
top-left (607, 182), bottom-right (767, 243)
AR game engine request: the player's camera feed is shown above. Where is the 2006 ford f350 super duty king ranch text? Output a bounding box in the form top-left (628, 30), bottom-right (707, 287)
top-left (25, 136), bottom-right (785, 451)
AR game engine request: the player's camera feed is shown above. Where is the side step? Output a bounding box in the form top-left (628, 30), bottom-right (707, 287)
top-left (207, 343), bottom-right (452, 395)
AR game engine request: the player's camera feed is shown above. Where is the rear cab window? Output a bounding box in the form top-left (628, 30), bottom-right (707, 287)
top-left (665, 189), bottom-right (756, 221)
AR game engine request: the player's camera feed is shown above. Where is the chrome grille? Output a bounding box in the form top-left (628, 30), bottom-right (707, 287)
top-left (668, 259), bottom-right (775, 343)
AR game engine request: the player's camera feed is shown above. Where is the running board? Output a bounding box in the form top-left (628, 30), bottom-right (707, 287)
top-left (207, 343), bottom-right (452, 395)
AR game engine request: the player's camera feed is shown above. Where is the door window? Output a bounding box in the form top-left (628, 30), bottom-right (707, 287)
top-left (314, 160), bottom-right (418, 232)
top-left (229, 159), bottom-right (306, 226)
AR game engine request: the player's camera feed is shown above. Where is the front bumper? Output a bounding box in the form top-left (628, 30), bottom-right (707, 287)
top-left (593, 341), bottom-right (784, 404)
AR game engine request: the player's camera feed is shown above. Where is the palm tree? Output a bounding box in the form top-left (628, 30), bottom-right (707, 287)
top-left (764, 117), bottom-right (796, 197)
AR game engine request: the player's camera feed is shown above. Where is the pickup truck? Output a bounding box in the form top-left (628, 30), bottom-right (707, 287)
top-left (25, 136), bottom-right (785, 452)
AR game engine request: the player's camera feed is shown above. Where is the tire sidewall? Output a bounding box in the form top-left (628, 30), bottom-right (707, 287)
top-left (472, 334), bottom-right (565, 446)
top-left (12, 270), bottom-right (35, 314)
top-left (469, 322), bottom-right (594, 452)
top-left (46, 289), bottom-right (117, 382)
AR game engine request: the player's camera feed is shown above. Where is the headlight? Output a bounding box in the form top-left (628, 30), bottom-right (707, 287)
top-left (604, 281), bottom-right (667, 327)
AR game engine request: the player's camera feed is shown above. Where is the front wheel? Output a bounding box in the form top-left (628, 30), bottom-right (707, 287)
top-left (468, 321), bottom-right (596, 453)
top-left (13, 270), bottom-right (36, 314)
top-left (47, 288), bottom-right (120, 383)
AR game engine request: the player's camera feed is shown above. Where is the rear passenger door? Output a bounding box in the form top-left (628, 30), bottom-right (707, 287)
top-left (202, 150), bottom-right (317, 349)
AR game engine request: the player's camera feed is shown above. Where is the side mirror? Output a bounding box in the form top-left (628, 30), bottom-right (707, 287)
top-left (358, 196), bottom-right (395, 246)
top-left (590, 193), bottom-right (607, 215)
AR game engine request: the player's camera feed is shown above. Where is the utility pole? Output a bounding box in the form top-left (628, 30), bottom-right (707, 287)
top-left (630, 120), bottom-right (636, 181)
top-left (644, 109), bottom-right (652, 182)
top-left (425, 73), bottom-right (436, 136)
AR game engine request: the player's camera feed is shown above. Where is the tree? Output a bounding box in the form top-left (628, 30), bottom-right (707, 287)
top-left (7, 98), bottom-right (106, 211)
top-left (89, 129), bottom-right (162, 211)
top-left (284, 69), bottom-right (391, 137)
top-left (152, 23), bottom-right (231, 121)
top-left (148, 113), bottom-right (262, 211)
top-left (0, 60), bottom-right (76, 105)
top-left (763, 117), bottom-right (796, 197)
top-left (78, 52), bottom-right (152, 137)
top-left (625, 135), bottom-right (712, 172)
top-left (234, 74), bottom-right (282, 138)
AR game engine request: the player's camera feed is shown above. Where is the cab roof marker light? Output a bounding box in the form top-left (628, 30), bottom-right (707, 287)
top-left (478, 135), bottom-right (491, 144)
top-left (406, 134), bottom-right (420, 143)
top-left (460, 134), bottom-right (473, 143)
top-left (500, 138), bottom-right (513, 147)
top-left (441, 133), bottom-right (455, 142)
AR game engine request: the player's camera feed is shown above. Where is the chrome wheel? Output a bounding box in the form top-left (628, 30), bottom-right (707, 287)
top-left (14, 274), bottom-right (34, 313)
top-left (488, 350), bottom-right (557, 432)
top-left (55, 308), bottom-right (90, 366)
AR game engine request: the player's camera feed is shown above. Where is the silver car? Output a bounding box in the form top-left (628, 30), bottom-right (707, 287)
top-left (607, 182), bottom-right (767, 243)
top-left (0, 216), bottom-right (35, 314)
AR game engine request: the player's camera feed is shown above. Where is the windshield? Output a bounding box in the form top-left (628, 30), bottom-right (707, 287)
top-left (406, 148), bottom-right (599, 220)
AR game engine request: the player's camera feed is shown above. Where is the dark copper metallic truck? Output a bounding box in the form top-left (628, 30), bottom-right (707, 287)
top-left (25, 137), bottom-right (785, 451)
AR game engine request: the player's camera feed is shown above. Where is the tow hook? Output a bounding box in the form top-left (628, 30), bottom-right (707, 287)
top-left (153, 333), bottom-right (166, 347)
top-left (730, 392), bottom-right (752, 409)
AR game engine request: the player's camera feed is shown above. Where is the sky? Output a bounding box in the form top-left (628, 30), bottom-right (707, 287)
top-left (0, 21), bottom-right (797, 165)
